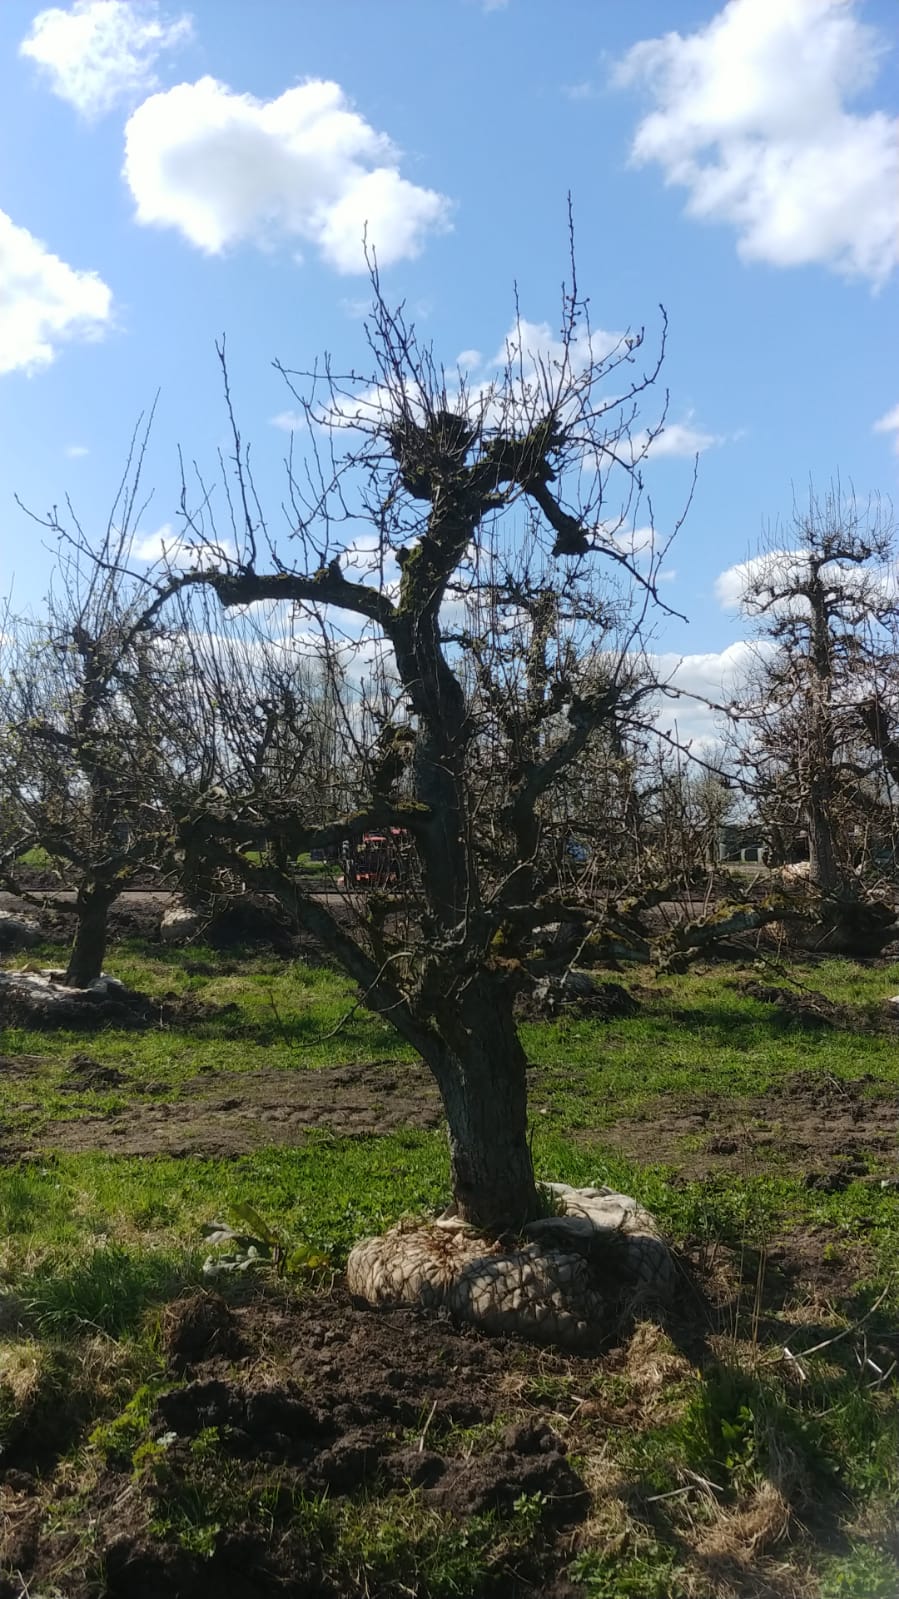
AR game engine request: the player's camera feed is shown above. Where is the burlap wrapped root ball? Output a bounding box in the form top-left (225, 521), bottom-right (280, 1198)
top-left (346, 1184), bottom-right (675, 1350)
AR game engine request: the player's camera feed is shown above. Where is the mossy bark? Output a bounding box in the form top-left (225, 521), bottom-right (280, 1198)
top-left (432, 980), bottom-right (538, 1231)
top-left (65, 880), bottom-right (116, 987)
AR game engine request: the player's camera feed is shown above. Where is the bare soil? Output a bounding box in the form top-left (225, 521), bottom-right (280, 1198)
top-left (0, 1286), bottom-right (620, 1599)
top-left (7, 1059), bottom-right (443, 1158)
top-left (1, 1245), bottom-right (886, 1599)
top-left (0, 886), bottom-right (358, 948)
top-left (0, 889), bottom-right (169, 943)
top-left (6, 1050), bottom-right (895, 1181)
top-left (596, 1070), bottom-right (898, 1181)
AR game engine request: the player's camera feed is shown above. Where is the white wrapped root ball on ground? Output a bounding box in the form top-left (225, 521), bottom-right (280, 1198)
top-left (347, 1222), bottom-right (498, 1312)
top-left (160, 902), bottom-right (201, 944)
top-left (346, 1183), bottom-right (674, 1350)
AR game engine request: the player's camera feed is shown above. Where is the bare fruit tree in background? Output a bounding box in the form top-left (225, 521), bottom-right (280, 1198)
top-left (0, 422), bottom-right (200, 987)
top-left (727, 484), bottom-right (897, 892)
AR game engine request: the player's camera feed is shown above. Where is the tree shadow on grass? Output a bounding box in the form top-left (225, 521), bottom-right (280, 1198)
top-left (611, 1339), bottom-right (899, 1598)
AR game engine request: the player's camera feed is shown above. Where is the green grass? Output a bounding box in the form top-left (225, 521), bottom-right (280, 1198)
top-left (3, 942), bottom-right (899, 1143)
top-left (14, 846), bottom-right (56, 870)
top-left (18, 1245), bottom-right (200, 1337)
top-left (2, 938), bottom-right (898, 1295)
top-left (0, 942), bottom-right (418, 1135)
top-left (295, 851), bottom-right (340, 878)
top-left (1, 938), bottom-right (898, 1595)
top-left (522, 959), bottom-right (899, 1126)
top-left (820, 1546), bottom-right (899, 1598)
top-left (0, 1135), bottom-right (448, 1276)
top-left (2, 1134), bottom-right (897, 1328)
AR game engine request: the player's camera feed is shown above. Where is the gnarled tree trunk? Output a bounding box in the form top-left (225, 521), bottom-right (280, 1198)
top-left (433, 979), bottom-right (537, 1231)
top-left (65, 880), bottom-right (116, 987)
top-left (159, 272), bottom-right (675, 1240)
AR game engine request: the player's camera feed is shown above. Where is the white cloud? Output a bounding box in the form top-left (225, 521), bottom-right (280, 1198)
top-left (491, 317), bottom-right (624, 373)
top-left (339, 532), bottom-right (402, 601)
top-left (270, 409), bottom-right (306, 433)
top-left (123, 75), bottom-right (451, 272)
top-left (651, 640), bottom-right (768, 747)
top-left (134, 524), bottom-right (236, 568)
top-left (658, 641), bottom-right (759, 696)
top-left (64, 443), bottom-right (89, 458)
top-left (617, 0), bottom-right (899, 286)
top-left (874, 402), bottom-right (899, 454)
top-left (592, 416), bottom-right (723, 471)
top-left (714, 547), bottom-right (898, 616)
top-left (643, 418), bottom-right (722, 458)
top-left (20, 0), bottom-right (191, 118)
top-left (340, 295), bottom-right (373, 320)
top-left (339, 531), bottom-right (391, 572)
top-left (0, 209), bottom-right (113, 376)
top-left (715, 557), bottom-right (758, 612)
top-left (714, 548), bottom-right (837, 613)
top-left (603, 523), bottom-right (657, 557)
top-left (562, 81), bottom-right (597, 103)
top-left (442, 318), bottom-right (628, 435)
top-left (297, 311), bottom-right (627, 440)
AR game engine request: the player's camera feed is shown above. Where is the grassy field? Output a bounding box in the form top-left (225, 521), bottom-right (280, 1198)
top-left (0, 938), bottom-right (897, 1597)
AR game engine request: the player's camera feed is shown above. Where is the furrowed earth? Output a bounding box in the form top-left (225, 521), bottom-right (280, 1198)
top-left (0, 905), bottom-right (898, 1597)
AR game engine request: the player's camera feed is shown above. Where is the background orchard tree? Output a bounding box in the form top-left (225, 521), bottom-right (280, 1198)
top-left (0, 426), bottom-right (203, 987)
top-left (727, 485), bottom-right (897, 894)
top-left (166, 584), bottom-right (355, 911)
top-left (154, 260), bottom-right (690, 1230)
top-left (636, 748), bottom-right (735, 883)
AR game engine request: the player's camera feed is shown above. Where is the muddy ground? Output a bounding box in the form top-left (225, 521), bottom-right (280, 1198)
top-left (0, 886), bottom-right (353, 948)
top-left (596, 1070), bottom-right (899, 1182)
top-left (0, 1285), bottom-right (614, 1598)
top-left (3, 1048), bottom-right (896, 1184)
top-left (6, 1058), bottom-right (443, 1157)
top-left (0, 1256), bottom-right (870, 1599)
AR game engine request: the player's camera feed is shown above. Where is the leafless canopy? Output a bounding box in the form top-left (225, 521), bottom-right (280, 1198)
top-left (724, 482), bottom-right (899, 890)
top-left (147, 253), bottom-right (693, 1225)
top-left (1, 412), bottom-right (201, 985)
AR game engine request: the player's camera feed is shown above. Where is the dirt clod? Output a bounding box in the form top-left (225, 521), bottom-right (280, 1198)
top-left (427, 1433), bottom-right (587, 1522)
top-left (103, 1536), bottom-right (199, 1599)
top-left (160, 1291), bottom-right (241, 1372)
top-left (63, 1054), bottom-right (127, 1091)
top-left (382, 1446), bottom-right (448, 1489)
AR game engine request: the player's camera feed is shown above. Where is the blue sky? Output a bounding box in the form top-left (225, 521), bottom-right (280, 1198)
top-left (1, 0), bottom-right (897, 736)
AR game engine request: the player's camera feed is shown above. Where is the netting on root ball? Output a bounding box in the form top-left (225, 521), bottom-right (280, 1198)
top-left (347, 1184), bottom-right (675, 1351)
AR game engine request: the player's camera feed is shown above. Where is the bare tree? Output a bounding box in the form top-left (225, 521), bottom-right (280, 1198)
top-left (149, 260), bottom-right (689, 1229)
top-left (727, 484), bottom-right (897, 893)
top-left (166, 586), bottom-right (358, 908)
top-left (0, 422), bottom-right (198, 986)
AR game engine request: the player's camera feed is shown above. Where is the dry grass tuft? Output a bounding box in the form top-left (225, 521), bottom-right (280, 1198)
top-left (616, 1318), bottom-right (695, 1424)
top-left (695, 1479), bottom-right (791, 1563)
top-left (624, 1319), bottom-right (693, 1386)
top-left (0, 1339), bottom-right (47, 1412)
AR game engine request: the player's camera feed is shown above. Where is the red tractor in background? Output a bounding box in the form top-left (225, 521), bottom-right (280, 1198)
top-left (339, 828), bottom-right (409, 890)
